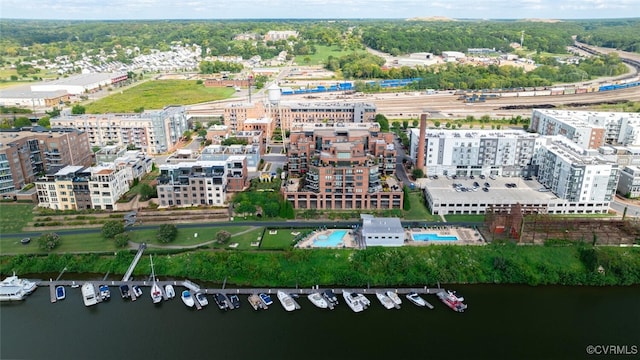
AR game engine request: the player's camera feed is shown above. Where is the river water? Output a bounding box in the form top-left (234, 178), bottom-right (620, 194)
top-left (1, 284), bottom-right (639, 360)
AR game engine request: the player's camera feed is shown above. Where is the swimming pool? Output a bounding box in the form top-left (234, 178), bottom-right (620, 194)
top-left (412, 233), bottom-right (459, 241)
top-left (314, 230), bottom-right (348, 247)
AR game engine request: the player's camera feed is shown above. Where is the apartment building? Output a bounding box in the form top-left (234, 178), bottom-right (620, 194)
top-left (156, 157), bottom-right (247, 208)
top-left (534, 136), bottom-right (618, 205)
top-left (0, 127), bottom-right (92, 193)
top-left (283, 123), bottom-right (402, 210)
top-left (36, 166), bottom-right (92, 210)
top-left (200, 144), bottom-right (260, 172)
top-left (531, 109), bottom-right (640, 149)
top-left (617, 166), bottom-right (640, 198)
top-left (51, 105), bottom-right (188, 155)
top-left (223, 101), bottom-right (376, 136)
top-left (88, 165), bottom-right (130, 210)
top-left (409, 128), bottom-right (539, 177)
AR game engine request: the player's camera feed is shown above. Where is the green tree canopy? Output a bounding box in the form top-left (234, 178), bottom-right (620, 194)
top-left (157, 224), bottom-right (178, 243)
top-left (101, 220), bottom-right (125, 239)
top-left (38, 232), bottom-right (61, 251)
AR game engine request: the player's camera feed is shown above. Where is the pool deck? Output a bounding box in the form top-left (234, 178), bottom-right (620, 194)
top-left (405, 226), bottom-right (485, 246)
top-left (295, 229), bottom-right (357, 249)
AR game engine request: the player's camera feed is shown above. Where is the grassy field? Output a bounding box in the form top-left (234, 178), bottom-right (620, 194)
top-left (0, 225), bottom-right (257, 255)
top-left (260, 228), bottom-right (314, 249)
top-left (294, 45), bottom-right (366, 65)
top-left (403, 191), bottom-right (441, 221)
top-left (0, 204), bottom-right (35, 233)
top-left (84, 80), bottom-right (235, 113)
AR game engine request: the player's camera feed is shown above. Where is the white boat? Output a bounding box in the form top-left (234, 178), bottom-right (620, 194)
top-left (195, 292), bottom-right (209, 307)
top-left (55, 285), bottom-right (66, 301)
top-left (277, 291), bottom-right (296, 312)
top-left (149, 255), bottom-right (162, 304)
top-left (406, 292), bottom-right (427, 307)
top-left (0, 273), bottom-right (37, 301)
top-left (307, 292), bottom-right (329, 309)
top-left (181, 290), bottom-right (195, 308)
top-left (81, 283), bottom-right (98, 307)
top-left (343, 291), bottom-right (366, 313)
top-left (98, 285), bottom-right (111, 301)
top-left (165, 285), bottom-right (175, 299)
top-left (132, 285), bottom-right (142, 298)
top-left (386, 291), bottom-right (402, 307)
top-left (376, 292), bottom-right (396, 309)
top-left (1, 274), bottom-right (31, 301)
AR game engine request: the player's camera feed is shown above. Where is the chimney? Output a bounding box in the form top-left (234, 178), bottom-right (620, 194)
top-left (417, 114), bottom-right (427, 172)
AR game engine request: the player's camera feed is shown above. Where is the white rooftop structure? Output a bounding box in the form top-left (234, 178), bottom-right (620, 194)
top-left (361, 215), bottom-right (405, 247)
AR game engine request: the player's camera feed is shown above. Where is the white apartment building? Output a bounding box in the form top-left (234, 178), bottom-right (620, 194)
top-left (531, 109), bottom-right (640, 149)
top-left (51, 106), bottom-right (188, 155)
top-left (534, 136), bottom-right (618, 204)
top-left (113, 150), bottom-right (153, 184)
top-left (409, 128), bottom-right (539, 177)
top-left (88, 165), bottom-right (130, 210)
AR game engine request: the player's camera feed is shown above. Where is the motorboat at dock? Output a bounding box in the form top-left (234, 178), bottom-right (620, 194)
top-left (322, 289), bottom-right (338, 308)
top-left (119, 285), bottom-right (130, 299)
top-left (259, 293), bottom-right (273, 307)
top-left (437, 290), bottom-right (467, 313)
top-left (164, 285), bottom-right (175, 299)
top-left (81, 283), bottom-right (98, 307)
top-left (307, 292), bottom-right (329, 309)
top-left (385, 291), bottom-right (402, 308)
top-left (406, 292), bottom-right (431, 308)
top-left (343, 291), bottom-right (369, 313)
top-left (229, 294), bottom-right (241, 309)
top-left (99, 285), bottom-right (111, 301)
top-left (55, 285), bottom-right (66, 301)
top-left (0, 273), bottom-right (37, 301)
top-left (277, 291), bottom-right (297, 312)
top-left (181, 290), bottom-right (195, 308)
top-left (214, 293), bottom-right (229, 310)
top-left (195, 293), bottom-right (209, 307)
top-left (375, 292), bottom-right (396, 309)
top-left (248, 294), bottom-right (265, 310)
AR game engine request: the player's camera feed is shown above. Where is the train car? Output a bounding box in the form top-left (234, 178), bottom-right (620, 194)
top-left (501, 92), bottom-right (518, 97)
top-left (518, 91), bottom-right (536, 97)
top-left (564, 88), bottom-right (576, 95)
top-left (551, 87), bottom-right (565, 95)
top-left (575, 87), bottom-right (588, 94)
top-left (534, 90), bottom-right (551, 96)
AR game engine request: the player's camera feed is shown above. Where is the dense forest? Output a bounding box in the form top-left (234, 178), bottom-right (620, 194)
top-left (1, 18), bottom-right (638, 63)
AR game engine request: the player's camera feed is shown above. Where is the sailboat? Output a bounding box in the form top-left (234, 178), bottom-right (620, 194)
top-left (149, 255), bottom-right (162, 304)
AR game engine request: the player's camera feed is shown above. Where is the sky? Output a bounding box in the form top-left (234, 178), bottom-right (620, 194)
top-left (1, 0), bottom-right (638, 20)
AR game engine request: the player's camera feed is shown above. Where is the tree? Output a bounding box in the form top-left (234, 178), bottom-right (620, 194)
top-left (197, 129), bottom-right (207, 139)
top-left (434, 121), bottom-right (441, 128)
top-left (403, 185), bottom-right (411, 211)
top-left (157, 224), bottom-right (178, 243)
top-left (13, 117), bottom-right (32, 128)
top-left (71, 105), bottom-right (86, 114)
top-left (114, 232), bottom-right (130, 248)
top-left (412, 168), bottom-right (424, 179)
top-left (235, 201), bottom-right (256, 217)
top-left (37, 116), bottom-right (51, 128)
top-left (139, 183), bottom-right (156, 201)
top-left (102, 220), bottom-right (124, 239)
top-left (412, 120), bottom-right (419, 127)
top-left (374, 114), bottom-right (389, 132)
top-left (38, 232), bottom-right (60, 251)
top-left (402, 120), bottom-right (409, 129)
top-left (216, 230), bottom-right (231, 244)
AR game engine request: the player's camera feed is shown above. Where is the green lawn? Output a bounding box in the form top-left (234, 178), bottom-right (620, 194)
top-left (84, 80), bottom-right (235, 113)
top-left (445, 214), bottom-right (487, 223)
top-left (260, 228), bottom-right (314, 249)
top-left (403, 191), bottom-right (441, 221)
top-left (294, 45), bottom-right (366, 66)
top-left (0, 204), bottom-right (35, 233)
top-left (0, 225), bottom-right (256, 255)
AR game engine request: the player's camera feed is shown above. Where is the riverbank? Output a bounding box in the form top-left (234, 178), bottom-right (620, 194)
top-left (2, 244), bottom-right (639, 286)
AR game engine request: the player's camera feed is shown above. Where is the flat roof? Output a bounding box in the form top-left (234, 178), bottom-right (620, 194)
top-left (35, 72), bottom-right (125, 87)
top-left (425, 176), bottom-right (559, 205)
top-left (362, 217), bottom-right (404, 233)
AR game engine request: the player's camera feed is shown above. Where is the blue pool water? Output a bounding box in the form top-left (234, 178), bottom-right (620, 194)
top-left (412, 233), bottom-right (459, 241)
top-left (314, 230), bottom-right (348, 247)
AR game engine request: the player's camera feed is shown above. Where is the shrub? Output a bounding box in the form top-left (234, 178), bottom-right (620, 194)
top-left (102, 220), bottom-right (125, 239)
top-left (38, 233), bottom-right (61, 251)
top-left (157, 224), bottom-right (178, 243)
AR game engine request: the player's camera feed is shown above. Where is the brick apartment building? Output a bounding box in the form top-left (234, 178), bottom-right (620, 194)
top-left (283, 123), bottom-right (403, 210)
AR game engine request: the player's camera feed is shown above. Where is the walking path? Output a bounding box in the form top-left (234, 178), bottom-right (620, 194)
top-left (128, 226), bottom-right (260, 250)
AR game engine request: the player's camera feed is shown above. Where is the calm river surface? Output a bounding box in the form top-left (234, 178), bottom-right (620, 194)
top-left (1, 283), bottom-right (639, 360)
